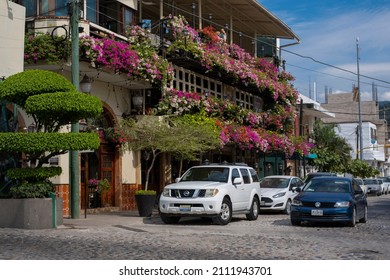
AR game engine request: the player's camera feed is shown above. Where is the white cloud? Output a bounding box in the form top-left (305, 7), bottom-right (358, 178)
top-left (284, 8), bottom-right (390, 101)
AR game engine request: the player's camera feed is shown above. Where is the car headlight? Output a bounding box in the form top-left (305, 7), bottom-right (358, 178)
top-left (334, 201), bottom-right (350, 208)
top-left (272, 192), bottom-right (286, 198)
top-left (292, 198), bottom-right (302, 206)
top-left (162, 188), bottom-right (170, 197)
top-left (204, 189), bottom-right (219, 197)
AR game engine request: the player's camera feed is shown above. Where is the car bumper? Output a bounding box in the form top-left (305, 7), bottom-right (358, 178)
top-left (159, 196), bottom-right (221, 216)
top-left (290, 205), bottom-right (353, 223)
top-left (260, 197), bottom-right (287, 211)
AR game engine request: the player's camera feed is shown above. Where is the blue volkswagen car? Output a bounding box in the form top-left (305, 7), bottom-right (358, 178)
top-left (290, 177), bottom-right (367, 227)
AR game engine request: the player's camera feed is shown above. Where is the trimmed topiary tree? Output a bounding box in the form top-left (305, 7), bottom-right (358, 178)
top-left (0, 70), bottom-right (103, 198)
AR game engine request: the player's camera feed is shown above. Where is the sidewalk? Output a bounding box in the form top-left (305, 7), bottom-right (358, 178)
top-left (60, 210), bottom-right (160, 229)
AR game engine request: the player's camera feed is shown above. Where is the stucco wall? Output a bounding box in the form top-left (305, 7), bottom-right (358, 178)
top-left (0, 1), bottom-right (25, 78)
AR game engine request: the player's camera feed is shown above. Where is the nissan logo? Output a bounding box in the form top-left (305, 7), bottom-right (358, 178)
top-left (183, 190), bottom-right (190, 197)
top-left (315, 202), bottom-right (321, 208)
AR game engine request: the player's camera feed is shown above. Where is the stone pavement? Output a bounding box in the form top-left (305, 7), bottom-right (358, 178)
top-left (2, 196), bottom-right (390, 260)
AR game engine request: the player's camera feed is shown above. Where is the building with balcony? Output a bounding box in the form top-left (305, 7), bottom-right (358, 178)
top-left (1, 0), bottom-right (310, 217)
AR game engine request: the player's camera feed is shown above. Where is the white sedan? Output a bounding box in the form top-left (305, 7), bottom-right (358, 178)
top-left (260, 175), bottom-right (304, 214)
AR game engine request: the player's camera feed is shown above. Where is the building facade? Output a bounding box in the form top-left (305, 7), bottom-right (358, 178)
top-left (1, 0), bottom-right (311, 217)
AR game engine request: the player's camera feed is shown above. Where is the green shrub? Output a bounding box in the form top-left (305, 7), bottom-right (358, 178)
top-left (25, 91), bottom-right (103, 126)
top-left (6, 167), bottom-right (62, 181)
top-left (0, 70), bottom-right (75, 107)
top-left (0, 132), bottom-right (101, 153)
top-left (10, 180), bottom-right (54, 198)
top-left (135, 189), bottom-right (157, 195)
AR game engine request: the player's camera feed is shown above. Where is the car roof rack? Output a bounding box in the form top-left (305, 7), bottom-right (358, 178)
top-left (201, 161), bottom-right (248, 166)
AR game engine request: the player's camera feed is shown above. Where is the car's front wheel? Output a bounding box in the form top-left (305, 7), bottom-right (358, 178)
top-left (283, 199), bottom-right (292, 215)
top-left (246, 197), bottom-right (259, 220)
top-left (348, 207), bottom-right (357, 227)
top-left (290, 218), bottom-right (301, 226)
top-left (359, 205), bottom-right (368, 223)
top-left (213, 197), bottom-right (232, 225)
top-left (160, 213), bottom-right (181, 224)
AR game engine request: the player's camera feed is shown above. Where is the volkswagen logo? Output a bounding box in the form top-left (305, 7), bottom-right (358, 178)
top-left (315, 202), bottom-right (321, 208)
top-left (183, 190), bottom-right (190, 197)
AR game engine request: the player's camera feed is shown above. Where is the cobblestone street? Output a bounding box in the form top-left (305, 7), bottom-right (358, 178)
top-left (1, 195), bottom-right (389, 260)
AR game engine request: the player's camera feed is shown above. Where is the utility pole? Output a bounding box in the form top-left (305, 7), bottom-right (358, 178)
top-left (357, 37), bottom-right (363, 160)
top-left (68, 0), bottom-right (81, 218)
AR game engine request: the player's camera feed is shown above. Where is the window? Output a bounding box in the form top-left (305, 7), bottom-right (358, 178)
top-left (18, 0), bottom-right (37, 17)
top-left (55, 0), bottom-right (68, 16)
top-left (240, 168), bottom-right (251, 184)
top-left (86, 0), bottom-right (97, 23)
top-left (231, 168), bottom-right (240, 182)
top-left (249, 169), bottom-right (259, 182)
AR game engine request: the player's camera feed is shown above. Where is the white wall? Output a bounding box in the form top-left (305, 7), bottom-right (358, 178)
top-left (0, 1), bottom-right (25, 77)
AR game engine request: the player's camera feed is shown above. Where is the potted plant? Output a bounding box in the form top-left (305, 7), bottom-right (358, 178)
top-left (0, 70), bottom-right (103, 228)
top-left (134, 189), bottom-right (157, 217)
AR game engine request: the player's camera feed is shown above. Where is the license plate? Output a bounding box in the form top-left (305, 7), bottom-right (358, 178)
top-left (311, 209), bottom-right (323, 216)
top-left (179, 205), bottom-right (191, 212)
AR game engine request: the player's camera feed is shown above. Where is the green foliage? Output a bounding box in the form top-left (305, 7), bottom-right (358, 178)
top-left (24, 32), bottom-right (70, 64)
top-left (25, 91), bottom-right (103, 130)
top-left (10, 180), bottom-right (54, 198)
top-left (308, 121), bottom-right (352, 172)
top-left (6, 167), bottom-right (62, 181)
top-left (96, 178), bottom-right (111, 194)
top-left (347, 159), bottom-right (380, 178)
top-left (0, 132), bottom-right (101, 153)
top-left (0, 70), bottom-right (75, 107)
top-left (135, 189), bottom-right (157, 195)
top-left (169, 113), bottom-right (221, 161)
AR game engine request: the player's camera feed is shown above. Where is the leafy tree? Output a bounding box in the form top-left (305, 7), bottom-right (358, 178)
top-left (0, 70), bottom-right (103, 198)
top-left (347, 159), bottom-right (380, 178)
top-left (169, 113), bottom-right (221, 176)
top-left (308, 120), bottom-right (352, 172)
top-left (120, 114), bottom-right (221, 190)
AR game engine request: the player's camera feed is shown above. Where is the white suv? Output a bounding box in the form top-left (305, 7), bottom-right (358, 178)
top-left (159, 163), bottom-right (261, 225)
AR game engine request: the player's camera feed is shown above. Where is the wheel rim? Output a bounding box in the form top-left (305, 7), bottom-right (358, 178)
top-left (220, 203), bottom-right (230, 220)
top-left (286, 200), bottom-right (292, 214)
top-left (253, 200), bottom-right (259, 217)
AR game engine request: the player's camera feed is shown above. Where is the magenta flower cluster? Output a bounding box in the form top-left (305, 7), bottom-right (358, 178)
top-left (157, 89), bottom-right (312, 156)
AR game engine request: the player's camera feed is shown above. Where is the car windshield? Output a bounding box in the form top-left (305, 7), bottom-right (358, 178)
top-left (303, 179), bottom-right (351, 193)
top-left (180, 167), bottom-right (229, 183)
top-left (261, 178), bottom-right (289, 188)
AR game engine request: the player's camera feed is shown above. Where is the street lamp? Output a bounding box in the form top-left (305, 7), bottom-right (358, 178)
top-left (79, 74), bottom-right (92, 93)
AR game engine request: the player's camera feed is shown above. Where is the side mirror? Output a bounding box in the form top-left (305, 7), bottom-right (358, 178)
top-left (233, 177), bottom-right (243, 185)
top-left (175, 178), bottom-right (180, 183)
top-left (295, 187), bottom-right (302, 193)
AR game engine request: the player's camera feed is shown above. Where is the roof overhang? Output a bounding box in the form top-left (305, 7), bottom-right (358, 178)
top-left (139, 0), bottom-right (300, 41)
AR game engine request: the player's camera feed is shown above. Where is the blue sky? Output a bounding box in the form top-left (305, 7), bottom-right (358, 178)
top-left (259, 0), bottom-right (390, 103)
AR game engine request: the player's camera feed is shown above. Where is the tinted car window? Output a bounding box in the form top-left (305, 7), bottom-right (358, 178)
top-left (240, 168), bottom-right (251, 184)
top-left (231, 168), bottom-right (240, 182)
top-left (249, 168), bottom-right (259, 182)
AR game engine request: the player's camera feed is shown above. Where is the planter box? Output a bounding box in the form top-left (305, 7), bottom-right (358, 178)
top-left (135, 194), bottom-right (156, 217)
top-left (0, 198), bottom-right (63, 229)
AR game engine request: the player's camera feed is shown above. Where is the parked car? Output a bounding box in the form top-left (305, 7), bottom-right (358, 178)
top-left (377, 177), bottom-right (390, 195)
top-left (260, 175), bottom-right (304, 214)
top-left (303, 172), bottom-right (337, 184)
top-left (159, 163), bottom-right (261, 225)
top-left (363, 178), bottom-right (382, 196)
top-left (354, 178), bottom-right (367, 195)
top-left (290, 176), bottom-right (367, 227)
